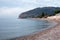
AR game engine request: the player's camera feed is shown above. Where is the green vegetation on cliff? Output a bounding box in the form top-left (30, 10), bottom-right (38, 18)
top-left (35, 10), bottom-right (60, 18)
top-left (54, 10), bottom-right (60, 13)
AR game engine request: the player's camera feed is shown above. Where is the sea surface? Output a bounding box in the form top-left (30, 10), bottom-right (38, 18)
top-left (0, 18), bottom-right (56, 40)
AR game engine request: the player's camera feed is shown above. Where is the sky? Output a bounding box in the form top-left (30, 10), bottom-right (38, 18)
top-left (0, 0), bottom-right (60, 18)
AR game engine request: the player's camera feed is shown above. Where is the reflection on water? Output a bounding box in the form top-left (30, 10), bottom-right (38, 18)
top-left (0, 18), bottom-right (54, 40)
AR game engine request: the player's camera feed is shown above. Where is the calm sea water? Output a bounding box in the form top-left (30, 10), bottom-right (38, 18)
top-left (0, 18), bottom-right (55, 40)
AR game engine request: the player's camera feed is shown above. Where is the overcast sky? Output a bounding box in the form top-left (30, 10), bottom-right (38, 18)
top-left (0, 0), bottom-right (60, 18)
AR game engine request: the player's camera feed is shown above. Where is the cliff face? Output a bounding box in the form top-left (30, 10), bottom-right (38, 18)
top-left (19, 7), bottom-right (60, 18)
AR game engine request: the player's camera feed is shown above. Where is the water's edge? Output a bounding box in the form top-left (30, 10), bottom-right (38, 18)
top-left (9, 19), bottom-right (57, 40)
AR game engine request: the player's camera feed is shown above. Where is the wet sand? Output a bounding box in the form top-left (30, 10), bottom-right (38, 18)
top-left (10, 17), bottom-right (60, 40)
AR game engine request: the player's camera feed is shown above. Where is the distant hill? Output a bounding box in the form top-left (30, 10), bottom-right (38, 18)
top-left (19, 7), bottom-right (60, 18)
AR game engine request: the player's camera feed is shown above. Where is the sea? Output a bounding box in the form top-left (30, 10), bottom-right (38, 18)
top-left (0, 17), bottom-right (56, 40)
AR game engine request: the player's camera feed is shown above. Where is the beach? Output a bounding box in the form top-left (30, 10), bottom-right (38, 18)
top-left (11, 15), bottom-right (60, 40)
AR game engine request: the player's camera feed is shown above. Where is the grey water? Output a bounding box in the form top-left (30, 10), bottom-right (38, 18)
top-left (0, 18), bottom-right (55, 40)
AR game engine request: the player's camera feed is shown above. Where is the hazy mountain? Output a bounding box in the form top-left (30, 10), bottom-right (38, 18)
top-left (19, 7), bottom-right (60, 18)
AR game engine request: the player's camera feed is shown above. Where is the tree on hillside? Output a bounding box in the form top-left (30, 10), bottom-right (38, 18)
top-left (41, 12), bottom-right (45, 17)
top-left (54, 10), bottom-right (60, 13)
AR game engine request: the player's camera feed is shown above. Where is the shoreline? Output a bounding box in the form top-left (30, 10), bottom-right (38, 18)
top-left (10, 18), bottom-right (60, 40)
